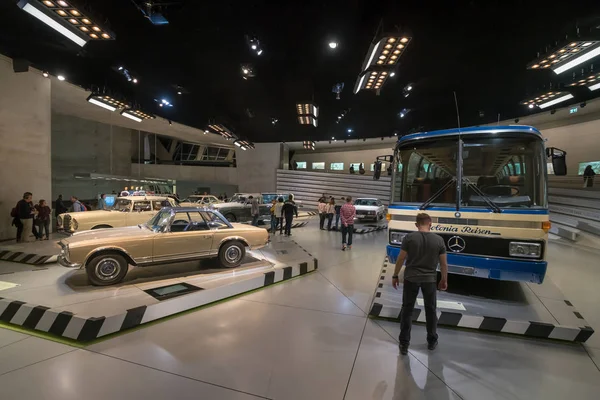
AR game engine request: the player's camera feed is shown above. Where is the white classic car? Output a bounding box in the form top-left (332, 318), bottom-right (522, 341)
top-left (179, 195), bottom-right (222, 207)
top-left (353, 198), bottom-right (386, 222)
top-left (57, 196), bottom-right (178, 233)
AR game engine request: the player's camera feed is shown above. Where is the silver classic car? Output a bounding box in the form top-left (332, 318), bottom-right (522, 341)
top-left (212, 194), bottom-right (271, 223)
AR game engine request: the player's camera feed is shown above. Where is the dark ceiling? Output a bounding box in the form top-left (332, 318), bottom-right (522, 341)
top-left (2, 0), bottom-right (600, 143)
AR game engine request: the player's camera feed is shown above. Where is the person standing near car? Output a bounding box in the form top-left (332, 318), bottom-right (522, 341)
top-left (71, 196), bottom-right (85, 212)
top-left (392, 213), bottom-right (448, 355)
top-left (250, 196), bottom-right (260, 226)
top-left (269, 199), bottom-right (278, 233)
top-left (281, 195), bottom-right (298, 236)
top-left (318, 198), bottom-right (327, 230)
top-left (35, 199), bottom-right (51, 240)
top-left (16, 192), bottom-right (35, 243)
top-left (326, 198), bottom-right (335, 230)
top-left (340, 196), bottom-right (356, 250)
top-left (55, 194), bottom-right (67, 218)
top-left (334, 197), bottom-right (344, 230)
top-left (275, 197), bottom-right (284, 234)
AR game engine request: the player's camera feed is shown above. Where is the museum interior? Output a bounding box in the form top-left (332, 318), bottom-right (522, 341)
top-left (1, 1), bottom-right (600, 399)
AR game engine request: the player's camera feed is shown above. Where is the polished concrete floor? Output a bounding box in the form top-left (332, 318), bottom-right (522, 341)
top-left (0, 225), bottom-right (599, 399)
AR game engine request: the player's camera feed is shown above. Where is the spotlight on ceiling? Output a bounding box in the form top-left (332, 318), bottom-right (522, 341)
top-left (527, 40), bottom-right (600, 75)
top-left (296, 102), bottom-right (319, 127)
top-left (86, 94), bottom-right (127, 112)
top-left (402, 83), bottom-right (413, 98)
top-left (328, 41), bottom-right (338, 49)
top-left (204, 130), bottom-right (208, 134)
top-left (271, 118), bottom-right (278, 125)
top-left (42, 71), bottom-right (49, 78)
top-left (390, 72), bottom-right (396, 77)
top-left (132, 78), bottom-right (138, 84)
top-left (177, 91), bottom-right (182, 95)
top-left (247, 36), bottom-right (263, 55)
top-left (154, 98), bottom-right (173, 108)
top-left (521, 91), bottom-right (574, 109)
top-left (121, 109), bottom-right (154, 123)
top-left (241, 64), bottom-right (255, 78)
top-left (347, 128), bottom-right (353, 133)
top-left (303, 141), bottom-right (315, 150)
top-left (57, 75), bottom-right (66, 81)
top-left (399, 108), bottom-right (410, 118)
top-left (17, 0), bottom-right (115, 47)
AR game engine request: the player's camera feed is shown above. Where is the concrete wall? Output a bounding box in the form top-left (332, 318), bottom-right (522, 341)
top-left (52, 113), bottom-right (134, 200)
top-left (236, 143), bottom-right (283, 192)
top-left (291, 147), bottom-right (394, 175)
top-left (0, 57), bottom-right (51, 240)
top-left (132, 164), bottom-right (238, 198)
top-left (541, 120), bottom-right (600, 175)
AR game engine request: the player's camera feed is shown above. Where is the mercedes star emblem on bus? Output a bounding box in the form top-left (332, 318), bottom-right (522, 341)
top-left (448, 236), bottom-right (466, 253)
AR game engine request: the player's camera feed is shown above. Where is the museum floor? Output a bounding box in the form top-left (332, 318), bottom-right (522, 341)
top-left (0, 225), bottom-right (599, 399)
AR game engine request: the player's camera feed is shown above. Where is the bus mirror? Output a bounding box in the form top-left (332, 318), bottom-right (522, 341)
top-left (547, 147), bottom-right (567, 176)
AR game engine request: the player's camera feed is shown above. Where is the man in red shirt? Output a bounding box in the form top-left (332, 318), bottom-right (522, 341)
top-left (339, 196), bottom-right (356, 251)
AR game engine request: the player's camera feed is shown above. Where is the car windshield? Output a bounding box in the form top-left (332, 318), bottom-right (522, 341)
top-left (200, 211), bottom-right (232, 229)
top-left (355, 199), bottom-right (378, 206)
top-left (112, 199), bottom-right (132, 212)
top-left (395, 134), bottom-right (547, 209)
top-left (146, 209), bottom-right (173, 232)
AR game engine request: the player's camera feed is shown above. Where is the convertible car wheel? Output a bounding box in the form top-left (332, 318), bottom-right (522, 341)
top-left (86, 253), bottom-right (128, 286)
top-left (224, 213), bottom-right (237, 222)
top-left (219, 240), bottom-right (246, 268)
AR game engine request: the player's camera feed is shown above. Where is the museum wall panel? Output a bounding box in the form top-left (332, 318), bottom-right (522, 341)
top-left (133, 164), bottom-right (238, 197)
top-left (0, 56), bottom-right (52, 240)
top-left (51, 113), bottom-right (134, 200)
top-left (277, 169), bottom-right (392, 210)
top-left (540, 120), bottom-right (600, 174)
top-left (291, 147), bottom-right (394, 175)
top-left (236, 143), bottom-right (284, 192)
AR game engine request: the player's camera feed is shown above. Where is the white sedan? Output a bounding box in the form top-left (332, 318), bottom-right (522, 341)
top-left (353, 198), bottom-right (386, 222)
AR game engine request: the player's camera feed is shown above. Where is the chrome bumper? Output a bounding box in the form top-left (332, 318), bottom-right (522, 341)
top-left (58, 255), bottom-right (81, 268)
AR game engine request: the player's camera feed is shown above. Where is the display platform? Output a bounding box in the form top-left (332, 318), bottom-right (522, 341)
top-left (0, 235), bottom-right (62, 265)
top-left (0, 240), bottom-right (317, 343)
top-left (369, 259), bottom-right (594, 343)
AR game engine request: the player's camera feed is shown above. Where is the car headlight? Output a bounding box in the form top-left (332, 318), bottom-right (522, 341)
top-left (367, 211), bottom-right (375, 215)
top-left (390, 231), bottom-right (406, 245)
top-left (72, 218), bottom-right (79, 231)
top-left (57, 215), bottom-right (63, 227)
top-left (509, 242), bottom-right (541, 258)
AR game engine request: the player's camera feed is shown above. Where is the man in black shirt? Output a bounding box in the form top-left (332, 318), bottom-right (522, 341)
top-left (17, 192), bottom-right (35, 243)
top-left (281, 195), bottom-right (298, 236)
top-left (392, 213), bottom-right (448, 355)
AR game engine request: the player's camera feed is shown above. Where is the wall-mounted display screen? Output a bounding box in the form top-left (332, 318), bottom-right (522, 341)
top-left (296, 161), bottom-right (307, 169)
top-left (330, 162), bottom-right (344, 171)
top-left (312, 162), bottom-right (325, 170)
top-left (578, 161), bottom-right (600, 175)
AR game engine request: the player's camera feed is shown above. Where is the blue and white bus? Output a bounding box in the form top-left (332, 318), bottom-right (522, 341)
top-left (385, 125), bottom-right (565, 284)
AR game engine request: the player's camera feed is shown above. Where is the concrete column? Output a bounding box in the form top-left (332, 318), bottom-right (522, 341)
top-left (0, 56), bottom-right (52, 241)
top-left (236, 143), bottom-right (282, 192)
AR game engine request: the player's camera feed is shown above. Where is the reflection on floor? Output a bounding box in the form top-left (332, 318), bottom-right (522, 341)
top-left (0, 224), bottom-right (599, 399)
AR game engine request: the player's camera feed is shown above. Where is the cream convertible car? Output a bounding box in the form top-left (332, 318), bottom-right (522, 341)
top-left (58, 208), bottom-right (269, 286)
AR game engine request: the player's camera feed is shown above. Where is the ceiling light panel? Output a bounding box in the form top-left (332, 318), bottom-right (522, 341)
top-left (295, 102), bottom-right (319, 127)
top-left (354, 70), bottom-right (389, 93)
top-left (362, 35), bottom-right (411, 70)
top-left (303, 141), bottom-right (315, 150)
top-left (566, 71), bottom-right (600, 89)
top-left (86, 94), bottom-right (127, 111)
top-left (521, 91), bottom-right (574, 109)
top-left (527, 41), bottom-right (600, 74)
top-left (208, 124), bottom-right (236, 139)
top-left (19, 0), bottom-right (115, 47)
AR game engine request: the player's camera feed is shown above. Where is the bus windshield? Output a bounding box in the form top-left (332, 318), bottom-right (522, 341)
top-left (393, 135), bottom-right (547, 209)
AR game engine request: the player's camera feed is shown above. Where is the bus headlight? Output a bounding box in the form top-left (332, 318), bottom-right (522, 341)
top-left (509, 242), bottom-right (541, 258)
top-left (390, 231), bottom-right (406, 245)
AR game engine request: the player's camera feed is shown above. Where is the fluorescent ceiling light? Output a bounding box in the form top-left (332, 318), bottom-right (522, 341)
top-left (88, 98), bottom-right (116, 111)
top-left (538, 94), bottom-right (573, 109)
top-left (57, 75), bottom-right (66, 81)
top-left (21, 2), bottom-right (87, 47)
top-left (553, 45), bottom-right (600, 74)
top-left (589, 82), bottom-right (600, 91)
top-left (121, 111), bottom-right (142, 122)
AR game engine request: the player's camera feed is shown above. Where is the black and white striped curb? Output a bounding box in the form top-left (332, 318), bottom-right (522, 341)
top-left (241, 221), bottom-right (310, 229)
top-left (0, 249), bottom-right (56, 265)
top-left (0, 258), bottom-right (318, 342)
top-left (369, 260), bottom-right (594, 343)
top-left (291, 240), bottom-right (314, 257)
